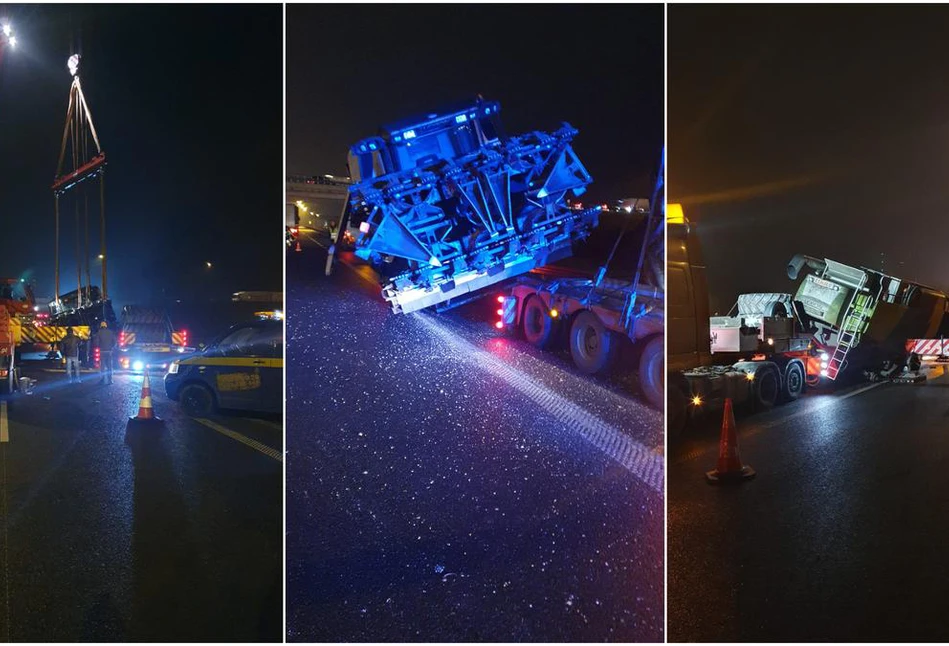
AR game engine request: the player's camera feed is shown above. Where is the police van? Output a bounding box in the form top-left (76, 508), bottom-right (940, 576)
top-left (164, 318), bottom-right (282, 415)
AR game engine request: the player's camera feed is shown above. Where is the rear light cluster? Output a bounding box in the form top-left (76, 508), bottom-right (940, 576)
top-left (119, 331), bottom-right (126, 347)
top-left (94, 347), bottom-right (101, 368)
top-left (495, 295), bottom-right (506, 330)
top-left (180, 330), bottom-right (188, 346)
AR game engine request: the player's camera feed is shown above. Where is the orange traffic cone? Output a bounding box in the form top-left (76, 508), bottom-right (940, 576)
top-left (129, 372), bottom-right (162, 424)
top-left (295, 240), bottom-right (302, 252)
top-left (706, 397), bottom-right (755, 484)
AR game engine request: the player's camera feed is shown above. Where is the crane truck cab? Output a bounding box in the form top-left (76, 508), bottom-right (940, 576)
top-left (667, 205), bottom-right (812, 437)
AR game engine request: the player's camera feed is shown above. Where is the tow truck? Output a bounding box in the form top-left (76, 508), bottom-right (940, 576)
top-left (330, 97), bottom-right (601, 314)
top-left (117, 305), bottom-right (189, 372)
top-left (668, 203), bottom-right (949, 436)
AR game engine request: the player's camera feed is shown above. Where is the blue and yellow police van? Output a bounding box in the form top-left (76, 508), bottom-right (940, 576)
top-left (164, 318), bottom-right (282, 415)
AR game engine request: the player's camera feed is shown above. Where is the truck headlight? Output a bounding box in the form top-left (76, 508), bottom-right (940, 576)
top-left (168, 362), bottom-right (179, 374)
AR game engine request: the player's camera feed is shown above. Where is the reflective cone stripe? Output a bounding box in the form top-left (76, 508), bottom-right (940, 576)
top-left (134, 373), bottom-right (155, 420)
top-left (716, 398), bottom-right (743, 474)
top-left (295, 240), bottom-right (302, 252)
top-left (706, 396), bottom-right (755, 484)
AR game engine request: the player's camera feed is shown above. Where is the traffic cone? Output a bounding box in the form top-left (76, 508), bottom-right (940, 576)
top-left (129, 372), bottom-right (162, 425)
top-left (706, 397), bottom-right (755, 484)
top-left (295, 240), bottom-right (302, 252)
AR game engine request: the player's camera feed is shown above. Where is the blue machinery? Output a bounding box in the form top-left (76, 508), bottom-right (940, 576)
top-left (336, 98), bottom-right (601, 314)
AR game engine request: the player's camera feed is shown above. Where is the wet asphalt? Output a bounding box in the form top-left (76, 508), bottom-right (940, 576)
top-left (0, 362), bottom-right (282, 642)
top-left (669, 363), bottom-right (949, 642)
top-left (286, 231), bottom-right (664, 642)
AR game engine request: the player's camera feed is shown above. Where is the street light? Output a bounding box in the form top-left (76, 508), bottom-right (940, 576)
top-left (1, 24), bottom-right (15, 50)
top-left (205, 261), bottom-right (212, 269)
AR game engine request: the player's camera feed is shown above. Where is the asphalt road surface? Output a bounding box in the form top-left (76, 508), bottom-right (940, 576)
top-left (669, 362), bottom-right (949, 642)
top-left (0, 361), bottom-right (282, 642)
top-left (286, 231), bottom-right (664, 642)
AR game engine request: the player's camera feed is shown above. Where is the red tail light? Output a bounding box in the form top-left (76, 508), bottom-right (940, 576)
top-left (496, 295), bottom-right (505, 303)
top-left (119, 331), bottom-right (126, 347)
top-left (495, 321), bottom-right (504, 330)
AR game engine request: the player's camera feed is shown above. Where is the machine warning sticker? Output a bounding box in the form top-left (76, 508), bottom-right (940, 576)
top-left (216, 371), bottom-right (261, 392)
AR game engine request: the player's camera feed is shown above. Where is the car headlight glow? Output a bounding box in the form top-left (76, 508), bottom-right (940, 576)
top-left (132, 360), bottom-right (145, 372)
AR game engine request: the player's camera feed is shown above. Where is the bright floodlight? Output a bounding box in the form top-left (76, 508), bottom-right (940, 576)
top-left (2, 25), bottom-right (11, 37)
top-left (8, 37), bottom-right (15, 48)
top-left (67, 54), bottom-right (80, 77)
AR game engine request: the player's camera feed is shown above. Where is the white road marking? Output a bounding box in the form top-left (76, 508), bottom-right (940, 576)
top-left (194, 418), bottom-right (283, 462)
top-left (419, 315), bottom-right (664, 495)
top-left (302, 232), bottom-right (327, 249)
top-left (757, 381), bottom-right (885, 431)
top-left (675, 381), bottom-right (887, 464)
top-left (0, 402), bottom-right (8, 443)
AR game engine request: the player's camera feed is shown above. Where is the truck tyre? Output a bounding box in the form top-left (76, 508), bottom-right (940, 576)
top-left (638, 336), bottom-right (664, 410)
top-left (180, 383), bottom-right (216, 416)
top-left (521, 295), bottom-right (555, 348)
top-left (781, 361), bottom-right (805, 402)
top-left (569, 310), bottom-right (616, 374)
top-left (753, 365), bottom-right (780, 410)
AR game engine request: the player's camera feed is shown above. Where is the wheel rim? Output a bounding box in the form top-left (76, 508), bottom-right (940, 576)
top-left (581, 325), bottom-right (599, 357)
top-left (788, 365), bottom-right (803, 394)
top-left (185, 388), bottom-right (209, 413)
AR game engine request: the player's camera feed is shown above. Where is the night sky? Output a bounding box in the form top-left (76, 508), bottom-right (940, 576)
top-left (670, 5), bottom-right (949, 314)
top-left (287, 4), bottom-right (664, 203)
top-left (0, 4), bottom-right (282, 308)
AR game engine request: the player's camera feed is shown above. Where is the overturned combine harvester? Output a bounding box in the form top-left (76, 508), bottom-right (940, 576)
top-left (332, 98), bottom-right (601, 314)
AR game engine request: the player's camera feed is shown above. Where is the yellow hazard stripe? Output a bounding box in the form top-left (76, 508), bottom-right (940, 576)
top-left (178, 356), bottom-right (282, 368)
top-left (17, 325), bottom-right (90, 342)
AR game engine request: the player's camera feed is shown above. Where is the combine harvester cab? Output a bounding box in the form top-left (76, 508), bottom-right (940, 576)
top-left (342, 97), bottom-right (601, 314)
top-left (786, 254), bottom-right (948, 380)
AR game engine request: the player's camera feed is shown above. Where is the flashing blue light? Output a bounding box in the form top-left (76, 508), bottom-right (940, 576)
top-left (394, 135), bottom-right (402, 142)
top-left (455, 114), bottom-right (468, 124)
top-left (369, 142), bottom-right (377, 150)
top-left (485, 107), bottom-right (491, 114)
top-left (537, 187), bottom-right (549, 199)
top-left (404, 130), bottom-right (416, 139)
top-left (360, 145), bottom-right (367, 152)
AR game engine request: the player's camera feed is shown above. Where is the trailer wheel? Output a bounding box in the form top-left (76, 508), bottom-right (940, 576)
top-left (569, 310), bottom-right (616, 374)
top-left (781, 361), bottom-right (805, 402)
top-left (753, 366), bottom-right (779, 410)
top-left (521, 296), bottom-right (555, 348)
top-left (638, 336), bottom-right (664, 410)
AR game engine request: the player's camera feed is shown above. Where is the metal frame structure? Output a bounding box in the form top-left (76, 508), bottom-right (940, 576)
top-left (51, 53), bottom-right (107, 311)
top-left (340, 98), bottom-right (601, 314)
